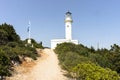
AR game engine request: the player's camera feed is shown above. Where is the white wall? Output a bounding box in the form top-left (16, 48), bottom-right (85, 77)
top-left (51, 39), bottom-right (79, 49)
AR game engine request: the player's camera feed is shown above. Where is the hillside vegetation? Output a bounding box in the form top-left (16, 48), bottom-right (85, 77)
top-left (0, 23), bottom-right (43, 79)
top-left (55, 43), bottom-right (120, 80)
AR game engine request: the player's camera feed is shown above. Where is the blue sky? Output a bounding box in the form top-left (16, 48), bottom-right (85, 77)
top-left (0, 0), bottom-right (120, 49)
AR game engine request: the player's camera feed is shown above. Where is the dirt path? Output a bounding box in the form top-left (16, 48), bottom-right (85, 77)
top-left (7, 49), bottom-right (68, 80)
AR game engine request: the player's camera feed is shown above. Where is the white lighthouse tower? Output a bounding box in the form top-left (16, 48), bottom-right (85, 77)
top-left (51, 11), bottom-right (78, 49)
top-left (65, 11), bottom-right (73, 40)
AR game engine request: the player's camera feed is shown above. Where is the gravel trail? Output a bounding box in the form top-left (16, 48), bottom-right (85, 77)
top-left (7, 49), bottom-right (68, 80)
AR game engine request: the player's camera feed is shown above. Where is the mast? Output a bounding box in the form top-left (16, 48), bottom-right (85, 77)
top-left (27, 21), bottom-right (31, 44)
top-left (28, 21), bottom-right (31, 40)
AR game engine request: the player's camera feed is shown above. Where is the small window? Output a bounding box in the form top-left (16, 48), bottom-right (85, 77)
top-left (67, 25), bottom-right (69, 27)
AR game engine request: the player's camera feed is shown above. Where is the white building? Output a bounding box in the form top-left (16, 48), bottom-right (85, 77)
top-left (51, 11), bottom-right (78, 49)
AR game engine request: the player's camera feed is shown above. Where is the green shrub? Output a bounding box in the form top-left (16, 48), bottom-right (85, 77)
top-left (55, 43), bottom-right (120, 79)
top-left (55, 42), bottom-right (76, 55)
top-left (23, 39), bottom-right (44, 49)
top-left (7, 42), bottom-right (18, 48)
top-left (0, 51), bottom-right (12, 78)
top-left (0, 23), bottom-right (41, 79)
top-left (58, 52), bottom-right (91, 71)
top-left (72, 63), bottom-right (120, 80)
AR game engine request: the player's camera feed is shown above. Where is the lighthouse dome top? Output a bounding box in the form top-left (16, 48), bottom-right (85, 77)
top-left (66, 11), bottom-right (72, 15)
top-left (65, 11), bottom-right (73, 23)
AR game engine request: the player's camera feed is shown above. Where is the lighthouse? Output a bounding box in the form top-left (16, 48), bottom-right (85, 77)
top-left (51, 11), bottom-right (78, 49)
top-left (65, 11), bottom-right (73, 40)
